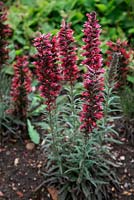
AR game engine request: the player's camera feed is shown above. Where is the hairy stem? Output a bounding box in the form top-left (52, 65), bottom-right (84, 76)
top-left (48, 108), bottom-right (62, 171)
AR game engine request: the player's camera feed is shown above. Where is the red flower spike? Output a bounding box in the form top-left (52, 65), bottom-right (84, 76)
top-left (58, 20), bottom-right (79, 84)
top-left (80, 12), bottom-right (104, 134)
top-left (10, 56), bottom-right (32, 119)
top-left (0, 1), bottom-right (12, 70)
top-left (33, 33), bottom-right (62, 111)
top-left (106, 39), bottom-right (130, 89)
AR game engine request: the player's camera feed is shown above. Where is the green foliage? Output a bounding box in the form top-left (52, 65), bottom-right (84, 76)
top-left (127, 75), bottom-right (134, 84)
top-left (40, 76), bottom-right (119, 199)
top-left (43, 136), bottom-right (117, 200)
top-left (56, 83), bottom-right (83, 139)
top-left (6, 0), bottom-right (134, 59)
top-left (122, 59), bottom-right (134, 119)
top-left (0, 72), bottom-right (20, 144)
top-left (120, 86), bottom-right (134, 119)
top-left (28, 91), bottom-right (46, 117)
top-left (27, 119), bottom-right (40, 144)
top-left (0, 72), bottom-right (11, 132)
top-left (127, 63), bottom-right (134, 85)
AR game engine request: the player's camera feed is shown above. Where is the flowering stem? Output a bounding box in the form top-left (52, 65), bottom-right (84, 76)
top-left (48, 109), bottom-right (57, 156)
top-left (104, 52), bottom-right (121, 127)
top-left (69, 83), bottom-right (77, 142)
top-left (80, 12), bottom-right (104, 135)
top-left (106, 40), bottom-right (130, 89)
top-left (48, 108), bottom-right (62, 169)
top-left (77, 135), bottom-right (87, 184)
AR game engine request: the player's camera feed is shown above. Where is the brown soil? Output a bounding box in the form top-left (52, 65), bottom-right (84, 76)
top-left (111, 137), bottom-right (134, 200)
top-left (0, 133), bottom-right (134, 200)
top-left (0, 140), bottom-right (50, 200)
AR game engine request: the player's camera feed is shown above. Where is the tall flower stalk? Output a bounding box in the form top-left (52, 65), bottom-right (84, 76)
top-left (33, 33), bottom-right (62, 156)
top-left (10, 56), bottom-right (32, 122)
top-left (104, 52), bottom-right (122, 130)
top-left (80, 12), bottom-right (104, 136)
top-left (58, 20), bottom-right (79, 140)
top-left (106, 39), bottom-right (130, 89)
top-left (78, 12), bottom-right (104, 184)
top-left (0, 1), bottom-right (11, 70)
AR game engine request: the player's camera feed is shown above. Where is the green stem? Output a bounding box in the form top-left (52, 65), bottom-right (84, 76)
top-left (48, 107), bottom-right (61, 169)
top-left (49, 109), bottom-right (57, 156)
top-left (70, 83), bottom-right (77, 142)
top-left (77, 135), bottom-right (87, 184)
top-left (104, 74), bottom-right (110, 127)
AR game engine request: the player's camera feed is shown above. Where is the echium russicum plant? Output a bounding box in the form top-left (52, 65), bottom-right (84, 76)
top-left (33, 33), bottom-right (62, 112)
top-left (80, 12), bottom-right (104, 135)
top-left (106, 39), bottom-right (130, 89)
top-left (39, 13), bottom-right (119, 200)
top-left (0, 1), bottom-right (11, 70)
top-left (10, 56), bottom-right (32, 121)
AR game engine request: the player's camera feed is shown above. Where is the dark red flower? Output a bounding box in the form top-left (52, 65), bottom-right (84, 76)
top-left (0, 1), bottom-right (12, 70)
top-left (80, 12), bottom-right (104, 134)
top-left (10, 56), bottom-right (32, 119)
top-left (33, 33), bottom-right (62, 111)
top-left (57, 20), bottom-right (79, 84)
top-left (106, 39), bottom-right (130, 88)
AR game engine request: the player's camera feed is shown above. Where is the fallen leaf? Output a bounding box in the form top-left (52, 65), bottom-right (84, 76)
top-left (16, 191), bottom-right (24, 198)
top-left (47, 187), bottom-right (58, 200)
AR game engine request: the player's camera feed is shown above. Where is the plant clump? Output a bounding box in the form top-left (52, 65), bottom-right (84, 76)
top-left (1, 4), bottom-right (131, 199)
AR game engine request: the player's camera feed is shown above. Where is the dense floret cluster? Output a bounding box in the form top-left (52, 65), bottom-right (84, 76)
top-left (58, 20), bottom-right (79, 84)
top-left (10, 56), bottom-right (32, 119)
top-left (33, 33), bottom-right (62, 111)
top-left (106, 39), bottom-right (130, 88)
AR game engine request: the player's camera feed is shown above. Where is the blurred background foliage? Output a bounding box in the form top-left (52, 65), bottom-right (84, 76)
top-left (4, 0), bottom-right (134, 74)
